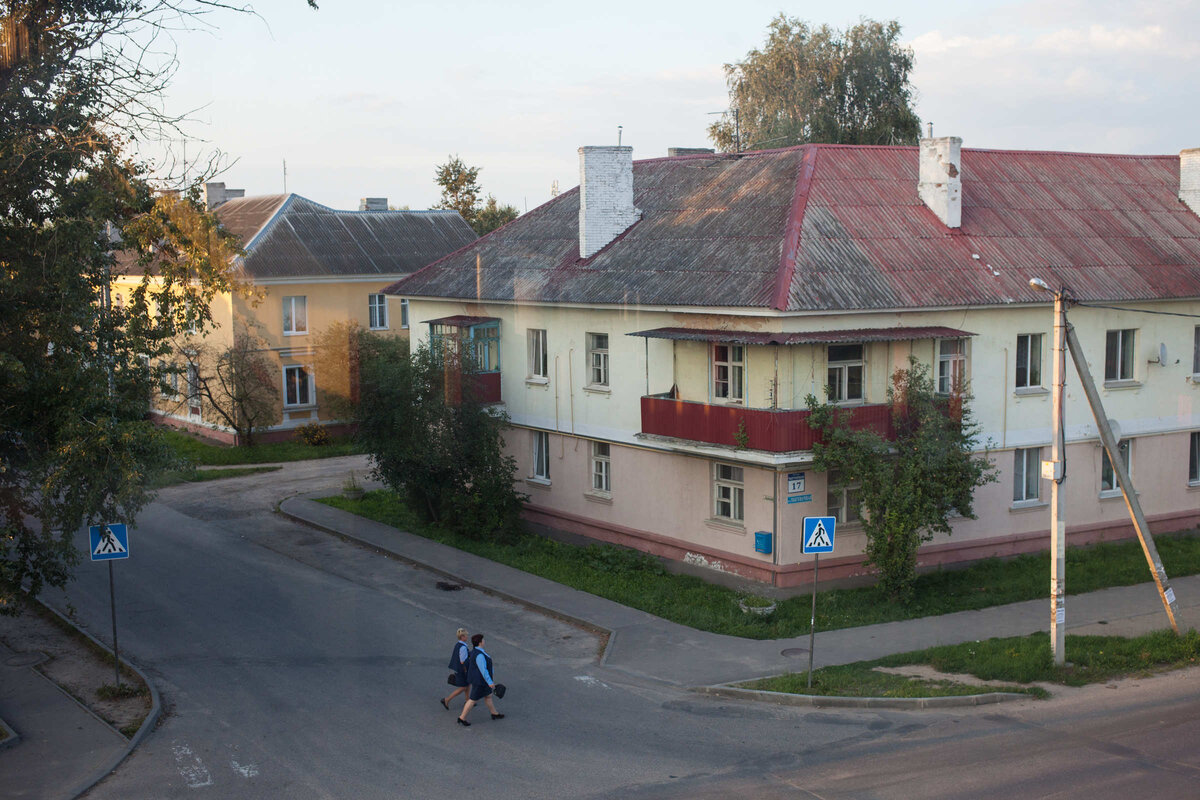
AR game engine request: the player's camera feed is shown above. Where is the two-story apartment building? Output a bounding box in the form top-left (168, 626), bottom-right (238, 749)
top-left (141, 187), bottom-right (476, 443)
top-left (387, 141), bottom-right (1200, 588)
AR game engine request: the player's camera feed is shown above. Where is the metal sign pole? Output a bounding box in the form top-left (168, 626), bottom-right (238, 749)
top-left (807, 553), bottom-right (818, 688)
top-left (109, 561), bottom-right (120, 688)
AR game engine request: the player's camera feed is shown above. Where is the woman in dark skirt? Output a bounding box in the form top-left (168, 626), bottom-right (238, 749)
top-left (441, 628), bottom-right (471, 710)
top-left (457, 633), bottom-right (503, 726)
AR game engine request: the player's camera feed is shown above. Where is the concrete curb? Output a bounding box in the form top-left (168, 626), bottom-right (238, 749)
top-left (691, 684), bottom-right (1033, 709)
top-left (36, 600), bottom-right (163, 800)
top-left (0, 715), bottom-right (18, 751)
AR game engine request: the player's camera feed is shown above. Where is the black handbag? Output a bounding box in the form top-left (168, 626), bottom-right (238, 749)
top-left (494, 683), bottom-right (507, 699)
top-left (446, 673), bottom-right (457, 686)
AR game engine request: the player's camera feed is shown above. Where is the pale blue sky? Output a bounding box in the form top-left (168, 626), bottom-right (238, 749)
top-left (157, 0), bottom-right (1200, 212)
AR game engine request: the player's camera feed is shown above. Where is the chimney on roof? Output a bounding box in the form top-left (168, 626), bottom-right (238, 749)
top-left (359, 197), bottom-right (388, 211)
top-left (667, 147), bottom-right (715, 157)
top-left (578, 146), bottom-right (640, 258)
top-left (203, 182), bottom-right (243, 210)
top-left (918, 135), bottom-right (962, 229)
top-left (1181, 149), bottom-right (1200, 216)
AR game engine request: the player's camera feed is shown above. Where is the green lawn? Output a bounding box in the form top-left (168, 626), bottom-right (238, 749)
top-left (320, 490), bottom-right (1200, 640)
top-left (742, 629), bottom-right (1200, 698)
top-left (149, 465), bottom-right (282, 488)
top-left (160, 428), bottom-right (359, 465)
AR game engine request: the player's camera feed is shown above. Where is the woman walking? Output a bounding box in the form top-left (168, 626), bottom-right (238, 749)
top-left (457, 633), bottom-right (503, 727)
top-left (441, 628), bottom-right (471, 710)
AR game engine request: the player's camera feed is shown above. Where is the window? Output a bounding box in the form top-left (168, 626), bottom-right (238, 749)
top-left (160, 363), bottom-right (179, 399)
top-left (528, 329), bottom-right (548, 379)
top-left (711, 343), bottom-right (745, 402)
top-left (937, 339), bottom-right (966, 394)
top-left (368, 294), bottom-right (388, 330)
top-left (469, 323), bottom-right (500, 372)
top-left (1104, 329), bottom-right (1135, 382)
top-left (712, 463), bottom-right (744, 522)
top-left (587, 333), bottom-right (609, 387)
top-left (1013, 447), bottom-right (1042, 503)
top-left (1100, 439), bottom-right (1131, 493)
top-left (591, 442), bottom-right (611, 493)
top-left (532, 431), bottom-right (550, 480)
top-left (1192, 326), bottom-right (1199, 375)
top-left (826, 472), bottom-right (861, 525)
top-left (1189, 432), bottom-right (1199, 485)
top-left (400, 298), bottom-right (410, 330)
top-left (283, 296), bottom-right (308, 335)
top-left (827, 344), bottom-right (864, 403)
top-left (284, 365), bottom-right (314, 407)
top-left (1015, 334), bottom-right (1043, 389)
top-left (186, 362), bottom-right (201, 419)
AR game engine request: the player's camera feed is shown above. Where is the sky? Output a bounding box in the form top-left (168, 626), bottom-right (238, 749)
top-left (152, 0), bottom-right (1200, 213)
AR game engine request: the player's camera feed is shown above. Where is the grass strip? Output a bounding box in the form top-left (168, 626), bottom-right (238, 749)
top-left (742, 629), bottom-right (1200, 697)
top-left (320, 490), bottom-right (1200, 640)
top-left (150, 465), bottom-right (282, 488)
top-left (159, 428), bottom-right (359, 465)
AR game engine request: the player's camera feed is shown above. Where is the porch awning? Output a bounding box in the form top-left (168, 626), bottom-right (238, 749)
top-left (425, 315), bottom-right (500, 327)
top-left (627, 326), bottom-right (976, 346)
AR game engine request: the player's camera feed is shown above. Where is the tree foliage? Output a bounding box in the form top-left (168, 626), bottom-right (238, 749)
top-left (433, 155), bottom-right (519, 236)
top-left (709, 16), bottom-right (921, 152)
top-left (355, 340), bottom-right (525, 541)
top-left (0, 1), bottom-right (251, 611)
top-left (806, 359), bottom-right (996, 603)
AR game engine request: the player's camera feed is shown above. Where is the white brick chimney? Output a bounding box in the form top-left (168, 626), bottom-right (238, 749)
top-left (359, 197), bottom-right (388, 211)
top-left (578, 145), bottom-right (641, 258)
top-left (1181, 149), bottom-right (1200, 216)
top-left (918, 136), bottom-right (963, 228)
top-left (203, 182), bottom-right (244, 210)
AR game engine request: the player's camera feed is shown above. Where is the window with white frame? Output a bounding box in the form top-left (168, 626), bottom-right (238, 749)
top-left (528, 329), bottom-right (548, 379)
top-left (1100, 439), bottom-right (1131, 493)
top-left (160, 363), bottom-right (179, 398)
top-left (283, 365), bottom-right (314, 407)
top-left (587, 333), bottom-right (609, 387)
top-left (186, 362), bottom-right (201, 419)
top-left (827, 344), bottom-right (864, 403)
top-left (1189, 432), bottom-right (1199, 485)
top-left (400, 298), bottom-right (410, 330)
top-left (1192, 326), bottom-right (1199, 375)
top-left (826, 471), bottom-right (862, 525)
top-left (591, 442), bottom-right (611, 494)
top-left (1104, 329), bottom-right (1135, 382)
top-left (712, 343), bottom-right (745, 402)
top-left (283, 296), bottom-right (308, 335)
top-left (712, 463), bottom-right (744, 522)
top-left (1015, 334), bottom-right (1043, 389)
top-left (1013, 447), bottom-right (1042, 503)
top-left (937, 339), bottom-right (966, 394)
top-left (532, 430), bottom-right (550, 480)
top-left (368, 294), bottom-right (388, 330)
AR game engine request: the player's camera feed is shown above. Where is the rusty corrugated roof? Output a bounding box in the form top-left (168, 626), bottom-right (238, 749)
top-left (215, 194), bottom-right (477, 280)
top-left (628, 326), bottom-right (976, 345)
top-left (387, 145), bottom-right (1200, 311)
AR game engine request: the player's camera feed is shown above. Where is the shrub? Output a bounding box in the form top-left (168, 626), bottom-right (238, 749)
top-left (296, 422), bottom-right (330, 447)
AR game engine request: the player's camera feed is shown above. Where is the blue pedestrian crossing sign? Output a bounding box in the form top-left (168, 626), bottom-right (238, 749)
top-left (802, 516), bottom-right (836, 554)
top-left (89, 524), bottom-right (129, 561)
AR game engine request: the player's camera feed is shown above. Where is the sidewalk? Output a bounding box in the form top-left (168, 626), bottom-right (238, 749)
top-left (282, 494), bottom-right (1200, 687)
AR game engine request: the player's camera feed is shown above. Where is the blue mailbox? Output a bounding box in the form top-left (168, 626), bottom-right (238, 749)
top-left (753, 531), bottom-right (773, 554)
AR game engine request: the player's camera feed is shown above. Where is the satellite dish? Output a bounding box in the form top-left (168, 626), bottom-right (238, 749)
top-left (1159, 342), bottom-right (1168, 366)
top-left (1107, 419), bottom-right (1122, 443)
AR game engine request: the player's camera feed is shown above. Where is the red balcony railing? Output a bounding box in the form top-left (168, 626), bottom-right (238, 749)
top-left (640, 395), bottom-right (894, 452)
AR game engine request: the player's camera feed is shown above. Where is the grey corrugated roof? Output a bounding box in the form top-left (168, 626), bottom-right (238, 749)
top-left (216, 194), bottom-right (477, 280)
top-left (386, 145), bottom-right (1200, 311)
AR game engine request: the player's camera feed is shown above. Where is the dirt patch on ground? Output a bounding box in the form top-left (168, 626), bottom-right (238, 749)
top-left (873, 664), bottom-right (1052, 691)
top-left (0, 601), bottom-right (151, 737)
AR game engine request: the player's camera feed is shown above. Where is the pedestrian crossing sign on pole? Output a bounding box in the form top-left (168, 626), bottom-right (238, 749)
top-left (802, 516), bottom-right (836, 555)
top-left (89, 524), bottom-right (129, 561)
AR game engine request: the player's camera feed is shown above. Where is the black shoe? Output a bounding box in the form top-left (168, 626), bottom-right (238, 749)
top-left (491, 713), bottom-right (505, 720)
top-left (457, 717), bottom-right (470, 727)
top-left (440, 698), bottom-right (449, 710)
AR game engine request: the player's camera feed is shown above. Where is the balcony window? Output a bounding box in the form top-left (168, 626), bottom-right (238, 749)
top-left (712, 343), bottom-right (744, 402)
top-left (937, 339), bottom-right (965, 394)
top-left (1015, 334), bottom-right (1043, 389)
top-left (827, 344), bottom-right (864, 403)
top-left (713, 463), bottom-right (744, 522)
top-left (1104, 329), bottom-right (1136, 382)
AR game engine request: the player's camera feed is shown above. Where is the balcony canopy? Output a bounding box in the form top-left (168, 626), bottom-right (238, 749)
top-left (425, 315), bottom-right (500, 327)
top-left (627, 325), bottom-right (976, 346)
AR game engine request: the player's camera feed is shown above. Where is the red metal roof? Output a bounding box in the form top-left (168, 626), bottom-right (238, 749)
top-left (628, 326), bottom-right (975, 345)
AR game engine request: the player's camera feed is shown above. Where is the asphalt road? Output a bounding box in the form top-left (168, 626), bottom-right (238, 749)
top-left (48, 456), bottom-right (1200, 799)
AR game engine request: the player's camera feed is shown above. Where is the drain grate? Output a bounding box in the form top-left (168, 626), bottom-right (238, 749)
top-left (435, 581), bottom-right (463, 591)
top-left (780, 647), bottom-right (808, 657)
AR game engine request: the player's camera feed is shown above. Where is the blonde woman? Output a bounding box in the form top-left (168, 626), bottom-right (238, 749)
top-left (441, 628), bottom-right (471, 710)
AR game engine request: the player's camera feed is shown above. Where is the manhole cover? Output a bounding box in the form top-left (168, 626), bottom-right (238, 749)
top-left (780, 648), bottom-right (808, 657)
top-left (5, 652), bottom-right (47, 667)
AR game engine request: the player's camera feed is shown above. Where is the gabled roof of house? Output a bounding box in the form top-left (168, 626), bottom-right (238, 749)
top-left (215, 194), bottom-right (478, 280)
top-left (386, 144), bottom-right (1200, 311)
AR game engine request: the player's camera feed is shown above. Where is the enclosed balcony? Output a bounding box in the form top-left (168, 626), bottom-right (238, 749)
top-left (428, 315), bottom-right (503, 405)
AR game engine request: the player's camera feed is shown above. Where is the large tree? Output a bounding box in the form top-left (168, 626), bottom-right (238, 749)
top-left (806, 359), bottom-right (996, 603)
top-left (709, 16), bottom-right (921, 152)
top-left (433, 155), bottom-right (519, 236)
top-left (176, 330), bottom-right (280, 447)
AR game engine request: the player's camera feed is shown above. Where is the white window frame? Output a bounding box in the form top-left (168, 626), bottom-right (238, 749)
top-left (590, 441), bottom-right (611, 494)
top-left (528, 329), bottom-right (548, 380)
top-left (712, 462), bottom-right (744, 523)
top-left (283, 364), bottom-right (315, 408)
top-left (400, 298), bottom-right (410, 330)
top-left (1015, 333), bottom-right (1043, 390)
top-left (368, 294), bottom-right (388, 330)
top-left (826, 472), bottom-right (862, 525)
top-left (587, 332), bottom-right (609, 387)
top-left (937, 339), bottom-right (966, 394)
top-left (1013, 447), bottom-right (1042, 504)
top-left (1104, 328), bottom-right (1136, 382)
top-left (1189, 431), bottom-right (1199, 486)
top-left (1100, 439), bottom-right (1131, 496)
top-left (532, 430), bottom-right (550, 481)
top-left (283, 295), bottom-right (308, 336)
top-left (186, 361), bottom-right (201, 419)
top-left (827, 343), bottom-right (864, 404)
top-left (712, 343), bottom-right (745, 403)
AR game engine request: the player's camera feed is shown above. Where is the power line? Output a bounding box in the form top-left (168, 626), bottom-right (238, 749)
top-left (1071, 301), bottom-right (1200, 320)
